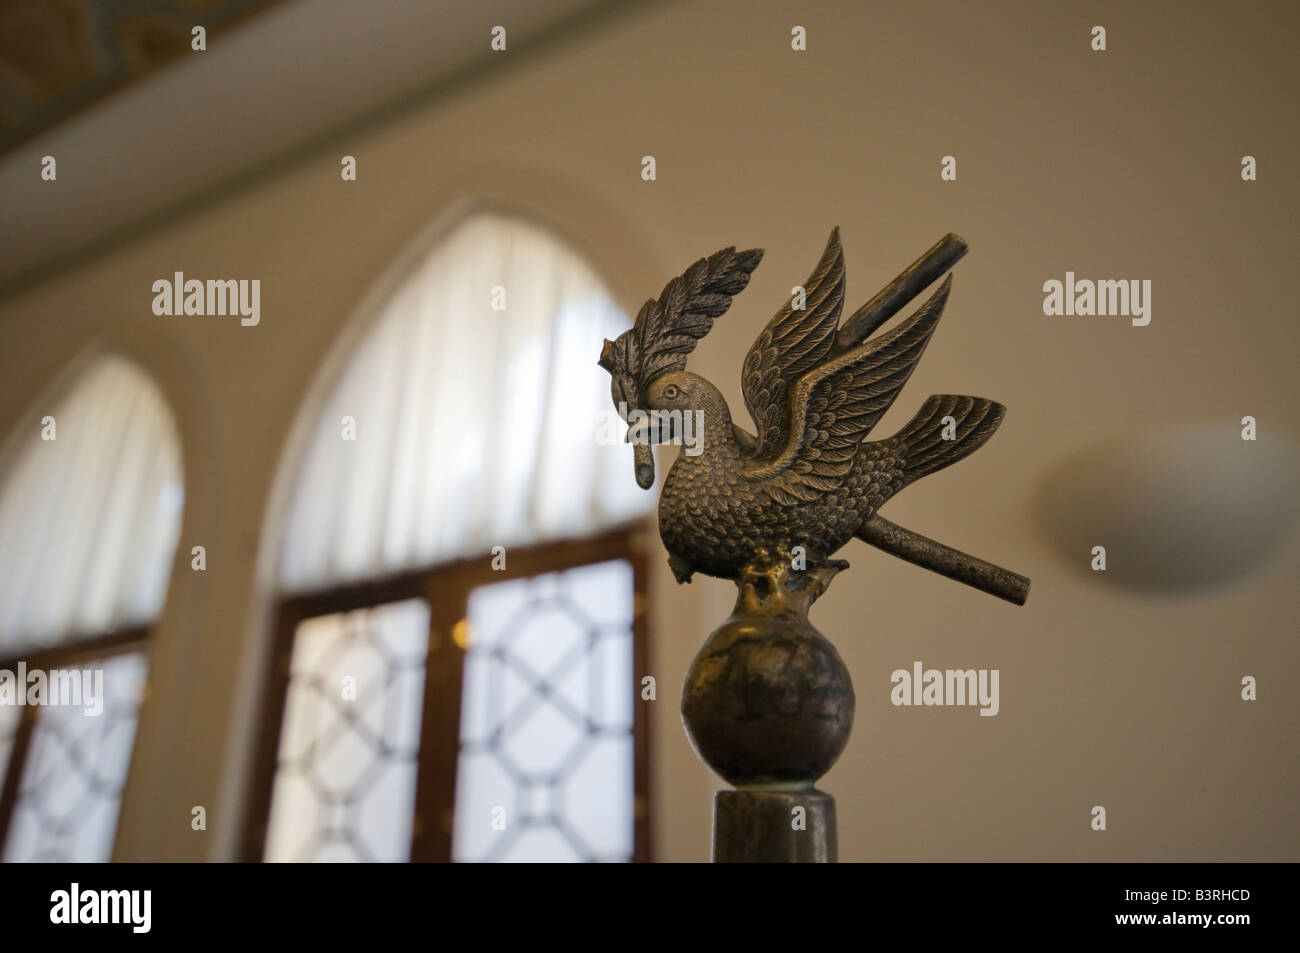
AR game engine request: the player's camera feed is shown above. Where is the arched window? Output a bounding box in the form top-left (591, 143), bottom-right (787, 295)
top-left (0, 353), bottom-right (184, 862)
top-left (248, 209), bottom-right (652, 862)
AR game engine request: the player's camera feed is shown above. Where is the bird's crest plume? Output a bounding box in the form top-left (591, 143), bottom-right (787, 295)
top-left (599, 244), bottom-right (764, 420)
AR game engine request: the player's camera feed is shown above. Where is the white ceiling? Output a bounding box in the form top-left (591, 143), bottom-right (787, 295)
top-left (0, 0), bottom-right (630, 298)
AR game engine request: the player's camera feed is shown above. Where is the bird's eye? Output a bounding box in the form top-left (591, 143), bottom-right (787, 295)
top-left (663, 384), bottom-right (680, 400)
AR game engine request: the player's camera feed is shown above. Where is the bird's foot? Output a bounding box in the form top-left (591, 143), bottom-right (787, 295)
top-left (733, 547), bottom-right (846, 617)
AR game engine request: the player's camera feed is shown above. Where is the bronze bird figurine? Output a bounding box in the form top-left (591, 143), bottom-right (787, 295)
top-left (599, 227), bottom-right (1017, 596)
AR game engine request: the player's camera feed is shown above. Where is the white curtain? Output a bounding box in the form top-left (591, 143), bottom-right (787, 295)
top-left (278, 210), bottom-right (649, 593)
top-left (0, 354), bottom-right (184, 651)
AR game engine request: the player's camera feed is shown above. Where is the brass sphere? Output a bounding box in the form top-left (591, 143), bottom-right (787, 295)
top-left (681, 611), bottom-right (854, 787)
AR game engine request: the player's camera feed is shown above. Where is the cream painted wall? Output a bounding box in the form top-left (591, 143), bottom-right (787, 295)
top-left (1, 0), bottom-right (1296, 861)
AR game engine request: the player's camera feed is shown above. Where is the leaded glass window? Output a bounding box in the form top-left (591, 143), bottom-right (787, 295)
top-left (263, 600), bottom-right (429, 862)
top-left (0, 352), bottom-right (182, 863)
top-left (256, 209), bottom-right (651, 863)
top-left (2, 651), bottom-right (148, 862)
top-left (453, 559), bottom-right (635, 862)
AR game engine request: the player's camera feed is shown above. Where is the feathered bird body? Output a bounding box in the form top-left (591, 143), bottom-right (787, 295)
top-left (655, 380), bottom-right (1001, 581)
top-left (659, 422), bottom-right (903, 580)
top-left (602, 227), bottom-right (1005, 585)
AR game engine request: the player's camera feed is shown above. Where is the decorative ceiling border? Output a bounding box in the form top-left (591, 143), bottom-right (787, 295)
top-left (0, 0), bottom-right (290, 156)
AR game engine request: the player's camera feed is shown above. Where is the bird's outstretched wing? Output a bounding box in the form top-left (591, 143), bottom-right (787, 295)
top-left (599, 245), bottom-right (763, 418)
top-left (740, 227), bottom-right (845, 462)
top-left (742, 276), bottom-right (951, 505)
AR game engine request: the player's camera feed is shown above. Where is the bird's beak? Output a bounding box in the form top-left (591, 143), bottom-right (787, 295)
top-left (625, 416), bottom-right (652, 445)
top-left (633, 444), bottom-right (655, 489)
top-left (625, 413), bottom-right (679, 445)
top-left (625, 414), bottom-right (668, 490)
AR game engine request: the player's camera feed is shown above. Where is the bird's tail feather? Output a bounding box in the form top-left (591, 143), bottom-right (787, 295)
top-left (890, 394), bottom-right (1005, 488)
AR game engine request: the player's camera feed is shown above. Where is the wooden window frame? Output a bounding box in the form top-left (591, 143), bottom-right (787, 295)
top-left (242, 525), bottom-right (651, 862)
top-left (0, 626), bottom-right (151, 859)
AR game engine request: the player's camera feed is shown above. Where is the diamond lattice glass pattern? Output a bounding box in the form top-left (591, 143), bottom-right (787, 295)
top-left (2, 651), bottom-right (148, 862)
top-left (453, 559), bottom-right (635, 862)
top-left (264, 599), bottom-right (429, 862)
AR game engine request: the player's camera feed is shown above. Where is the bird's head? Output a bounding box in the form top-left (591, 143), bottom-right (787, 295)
top-left (624, 371), bottom-right (728, 453)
